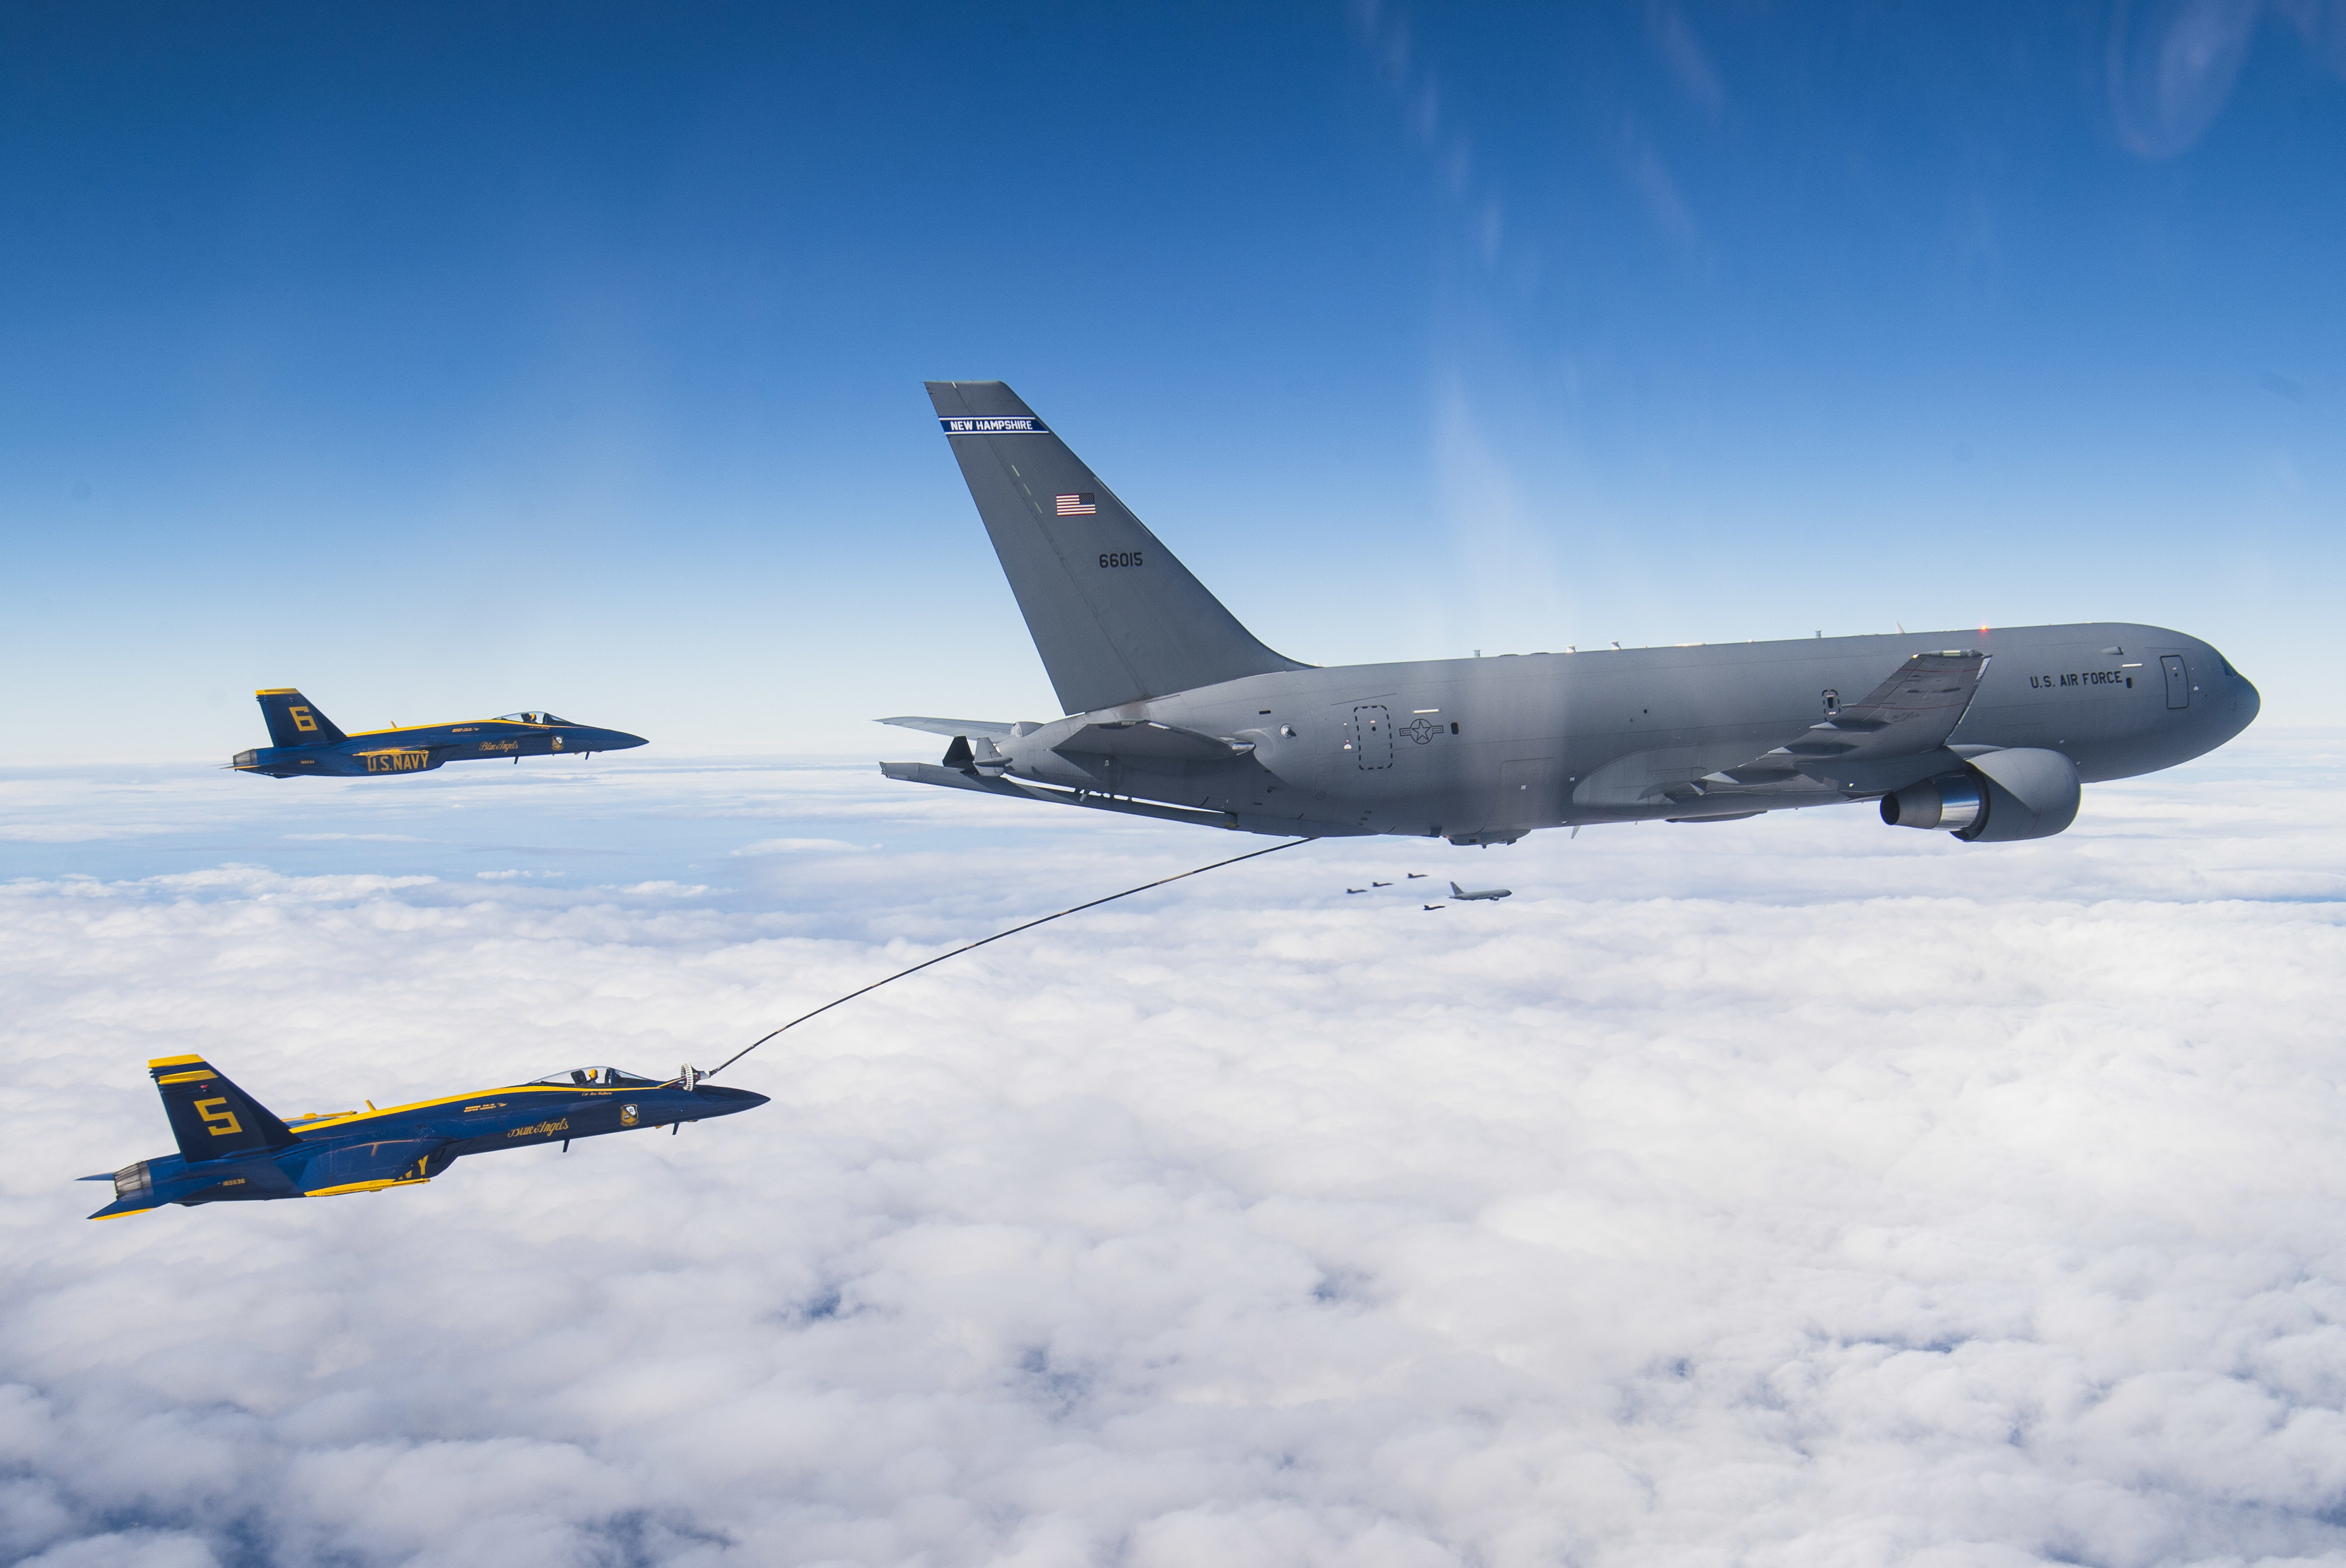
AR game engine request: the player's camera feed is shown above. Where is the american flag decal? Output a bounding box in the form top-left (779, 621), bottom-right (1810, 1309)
top-left (1055, 493), bottom-right (1096, 516)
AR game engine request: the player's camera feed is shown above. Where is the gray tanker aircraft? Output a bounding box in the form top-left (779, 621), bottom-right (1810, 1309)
top-left (883, 381), bottom-right (2257, 847)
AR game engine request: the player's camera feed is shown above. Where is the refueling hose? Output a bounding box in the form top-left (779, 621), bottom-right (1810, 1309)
top-left (701, 835), bottom-right (1315, 1080)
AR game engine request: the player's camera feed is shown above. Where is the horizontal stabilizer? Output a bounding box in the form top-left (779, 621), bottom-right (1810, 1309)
top-left (1051, 721), bottom-right (1255, 763)
top-left (879, 715), bottom-right (1025, 739)
top-left (879, 760), bottom-right (1366, 837)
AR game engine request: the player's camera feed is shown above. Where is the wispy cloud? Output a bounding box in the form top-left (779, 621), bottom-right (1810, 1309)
top-left (283, 832), bottom-right (430, 842)
top-left (2107, 0), bottom-right (2266, 157)
top-left (0, 823), bottom-right (185, 843)
top-left (1615, 112), bottom-right (1701, 253)
top-left (1646, 0), bottom-right (1725, 119)
top-left (1349, 1), bottom-right (1514, 276)
top-left (730, 837), bottom-right (873, 857)
top-left (2275, 0), bottom-right (2346, 74)
top-left (1432, 372), bottom-right (1573, 640)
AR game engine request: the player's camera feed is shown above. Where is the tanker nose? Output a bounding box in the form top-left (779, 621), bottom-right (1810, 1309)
top-left (2204, 647), bottom-right (2259, 744)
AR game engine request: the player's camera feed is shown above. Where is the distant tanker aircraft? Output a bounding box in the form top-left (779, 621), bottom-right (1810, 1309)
top-left (885, 381), bottom-right (2257, 846)
top-left (232, 688), bottom-right (646, 777)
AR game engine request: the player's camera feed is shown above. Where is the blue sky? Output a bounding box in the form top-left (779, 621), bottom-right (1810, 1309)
top-left (4, 1), bottom-right (2341, 762)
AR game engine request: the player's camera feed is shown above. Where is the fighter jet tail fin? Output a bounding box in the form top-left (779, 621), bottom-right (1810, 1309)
top-left (925, 381), bottom-right (1309, 715)
top-left (147, 1055), bottom-right (302, 1162)
top-left (255, 689), bottom-right (347, 748)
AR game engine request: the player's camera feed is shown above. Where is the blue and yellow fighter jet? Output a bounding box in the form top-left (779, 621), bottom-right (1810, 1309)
top-left (81, 1057), bottom-right (766, 1218)
top-left (231, 688), bottom-right (647, 777)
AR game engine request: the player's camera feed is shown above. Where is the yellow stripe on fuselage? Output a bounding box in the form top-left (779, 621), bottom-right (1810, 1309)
top-left (287, 1084), bottom-right (613, 1137)
top-left (341, 719), bottom-right (548, 739)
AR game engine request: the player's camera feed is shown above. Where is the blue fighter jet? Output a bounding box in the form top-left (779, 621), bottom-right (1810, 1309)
top-left (231, 688), bottom-right (647, 777)
top-left (83, 1055), bottom-right (765, 1218)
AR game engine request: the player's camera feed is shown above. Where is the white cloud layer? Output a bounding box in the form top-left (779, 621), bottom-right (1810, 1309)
top-left (3, 742), bottom-right (2345, 1566)
top-left (730, 838), bottom-right (874, 857)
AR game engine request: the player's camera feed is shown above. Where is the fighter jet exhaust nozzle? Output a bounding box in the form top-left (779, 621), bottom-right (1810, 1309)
top-left (1882, 774), bottom-right (1985, 833)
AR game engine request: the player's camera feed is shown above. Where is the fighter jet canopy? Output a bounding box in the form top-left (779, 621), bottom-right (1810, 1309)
top-left (496, 711), bottom-right (571, 726)
top-left (528, 1066), bottom-right (662, 1088)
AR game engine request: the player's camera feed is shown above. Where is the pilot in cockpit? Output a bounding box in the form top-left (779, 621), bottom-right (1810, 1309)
top-left (528, 1066), bottom-right (660, 1089)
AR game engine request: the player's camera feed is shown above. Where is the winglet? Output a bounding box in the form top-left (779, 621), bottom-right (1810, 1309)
top-left (879, 715), bottom-right (1025, 739)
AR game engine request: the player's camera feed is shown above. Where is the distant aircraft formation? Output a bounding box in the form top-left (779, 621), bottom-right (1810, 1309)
top-left (1339, 877), bottom-right (1508, 909)
top-left (84, 1055), bottom-right (764, 1219)
top-left (231, 688), bottom-right (646, 777)
top-left (887, 380), bottom-right (2258, 849)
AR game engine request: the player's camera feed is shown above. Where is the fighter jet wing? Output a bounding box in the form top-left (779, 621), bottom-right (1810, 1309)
top-left (1051, 721), bottom-right (1255, 762)
top-left (1718, 650), bottom-right (1990, 792)
top-left (879, 716), bottom-right (1025, 739)
top-left (296, 1136), bottom-right (459, 1197)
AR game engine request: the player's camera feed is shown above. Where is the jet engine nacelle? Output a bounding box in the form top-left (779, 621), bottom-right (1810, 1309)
top-left (1880, 748), bottom-right (2081, 842)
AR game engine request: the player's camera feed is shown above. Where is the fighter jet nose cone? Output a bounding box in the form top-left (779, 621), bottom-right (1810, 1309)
top-left (613, 732), bottom-right (650, 750)
top-left (698, 1086), bottom-right (768, 1113)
